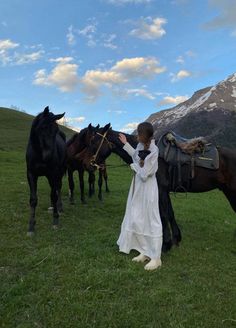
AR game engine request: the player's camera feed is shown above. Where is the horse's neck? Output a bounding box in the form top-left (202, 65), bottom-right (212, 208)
top-left (111, 131), bottom-right (138, 164)
top-left (29, 128), bottom-right (41, 152)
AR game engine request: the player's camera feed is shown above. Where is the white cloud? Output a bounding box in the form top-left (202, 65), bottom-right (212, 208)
top-left (81, 57), bottom-right (166, 100)
top-left (78, 24), bottom-right (97, 36)
top-left (33, 57), bottom-right (79, 92)
top-left (67, 25), bottom-right (76, 46)
top-left (14, 50), bottom-right (44, 65)
top-left (204, 0), bottom-right (236, 34)
top-left (120, 122), bottom-right (139, 133)
top-left (102, 34), bottom-right (117, 49)
top-left (112, 57), bottom-right (166, 78)
top-left (0, 39), bottom-right (45, 66)
top-left (105, 0), bottom-right (152, 5)
top-left (175, 51), bottom-right (196, 65)
top-left (129, 17), bottom-right (167, 40)
top-left (0, 39), bottom-right (19, 65)
top-left (34, 56), bottom-right (165, 100)
top-left (170, 69), bottom-right (192, 82)
top-left (125, 88), bottom-right (156, 100)
top-left (0, 39), bottom-right (19, 50)
top-left (107, 109), bottom-right (127, 114)
top-left (158, 95), bottom-right (189, 106)
top-left (57, 116), bottom-right (86, 132)
top-left (176, 55), bottom-right (184, 64)
top-left (57, 116), bottom-right (85, 124)
top-left (49, 57), bottom-right (74, 63)
top-left (77, 21), bottom-right (118, 50)
top-left (77, 21), bottom-right (98, 48)
top-left (185, 50), bottom-right (196, 57)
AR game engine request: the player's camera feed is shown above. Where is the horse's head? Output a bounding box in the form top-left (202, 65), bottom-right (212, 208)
top-left (32, 106), bottom-right (65, 162)
top-left (80, 123), bottom-right (100, 148)
top-left (83, 123), bottom-right (114, 170)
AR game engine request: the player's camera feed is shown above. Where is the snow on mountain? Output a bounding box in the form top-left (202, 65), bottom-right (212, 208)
top-left (142, 73), bottom-right (236, 147)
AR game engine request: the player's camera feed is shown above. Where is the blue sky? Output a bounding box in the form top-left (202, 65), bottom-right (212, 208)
top-left (0, 0), bottom-right (236, 132)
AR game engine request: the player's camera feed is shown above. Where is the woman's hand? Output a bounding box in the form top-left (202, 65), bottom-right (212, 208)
top-left (119, 133), bottom-right (127, 144)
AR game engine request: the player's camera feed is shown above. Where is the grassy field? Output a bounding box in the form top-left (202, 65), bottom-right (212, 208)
top-left (0, 108), bottom-right (236, 327)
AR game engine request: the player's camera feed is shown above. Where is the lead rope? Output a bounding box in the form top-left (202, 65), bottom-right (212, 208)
top-left (90, 130), bottom-right (109, 168)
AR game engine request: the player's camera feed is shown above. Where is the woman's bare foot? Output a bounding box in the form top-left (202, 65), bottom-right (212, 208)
top-left (132, 254), bottom-right (150, 263)
top-left (144, 259), bottom-right (162, 271)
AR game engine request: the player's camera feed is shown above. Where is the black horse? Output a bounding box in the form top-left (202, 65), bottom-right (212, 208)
top-left (26, 106), bottom-right (67, 235)
top-left (83, 123), bottom-right (236, 252)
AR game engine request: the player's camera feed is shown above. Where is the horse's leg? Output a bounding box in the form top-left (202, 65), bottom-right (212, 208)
top-left (159, 189), bottom-right (173, 252)
top-left (48, 177), bottom-right (60, 228)
top-left (167, 192), bottom-right (182, 246)
top-left (88, 172), bottom-right (95, 197)
top-left (98, 169), bottom-right (103, 201)
top-left (27, 171), bottom-right (38, 235)
top-left (68, 168), bottom-right (75, 205)
top-left (57, 178), bottom-right (63, 213)
top-left (222, 187), bottom-right (236, 212)
top-left (79, 167), bottom-right (86, 204)
top-left (103, 167), bottom-right (110, 193)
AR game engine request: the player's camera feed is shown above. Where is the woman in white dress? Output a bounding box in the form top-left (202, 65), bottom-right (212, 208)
top-left (117, 122), bottom-right (163, 271)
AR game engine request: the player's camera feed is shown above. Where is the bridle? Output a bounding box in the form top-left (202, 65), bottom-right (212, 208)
top-left (90, 129), bottom-right (113, 169)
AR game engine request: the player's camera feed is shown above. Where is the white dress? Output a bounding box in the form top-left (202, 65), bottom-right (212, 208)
top-left (117, 139), bottom-right (163, 259)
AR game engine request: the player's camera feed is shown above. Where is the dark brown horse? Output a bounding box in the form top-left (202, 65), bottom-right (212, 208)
top-left (26, 107), bottom-right (67, 235)
top-left (83, 123), bottom-right (236, 252)
top-left (67, 124), bottom-right (109, 204)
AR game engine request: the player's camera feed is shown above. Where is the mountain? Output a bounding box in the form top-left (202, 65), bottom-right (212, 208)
top-left (0, 107), bottom-right (74, 151)
top-left (145, 73), bottom-right (236, 148)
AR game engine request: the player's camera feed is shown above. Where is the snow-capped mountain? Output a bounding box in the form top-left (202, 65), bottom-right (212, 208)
top-left (145, 73), bottom-right (236, 148)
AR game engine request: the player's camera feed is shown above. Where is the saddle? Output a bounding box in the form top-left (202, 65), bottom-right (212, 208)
top-left (157, 131), bottom-right (219, 191)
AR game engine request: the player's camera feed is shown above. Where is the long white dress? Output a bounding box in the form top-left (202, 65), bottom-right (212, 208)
top-left (117, 139), bottom-right (163, 259)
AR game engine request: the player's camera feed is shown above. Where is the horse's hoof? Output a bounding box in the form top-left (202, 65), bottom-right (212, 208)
top-left (27, 231), bottom-right (34, 237)
top-left (48, 206), bottom-right (53, 212)
top-left (172, 237), bottom-right (181, 246)
top-left (98, 195), bottom-right (103, 201)
top-left (106, 189), bottom-right (110, 193)
top-left (162, 240), bottom-right (172, 253)
top-left (52, 225), bottom-right (59, 230)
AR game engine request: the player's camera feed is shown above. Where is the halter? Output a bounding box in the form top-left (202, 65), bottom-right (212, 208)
top-left (90, 129), bottom-right (113, 169)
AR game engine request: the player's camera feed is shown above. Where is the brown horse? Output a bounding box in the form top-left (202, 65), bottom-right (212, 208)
top-left (83, 123), bottom-right (236, 252)
top-left (67, 124), bottom-right (109, 204)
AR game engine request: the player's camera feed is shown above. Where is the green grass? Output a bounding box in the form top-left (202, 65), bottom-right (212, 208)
top-left (0, 150), bottom-right (236, 328)
top-left (0, 107), bottom-right (74, 151)
top-left (0, 108), bottom-right (236, 327)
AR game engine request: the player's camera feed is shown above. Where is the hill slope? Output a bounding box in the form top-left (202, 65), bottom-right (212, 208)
top-left (0, 107), bottom-right (74, 151)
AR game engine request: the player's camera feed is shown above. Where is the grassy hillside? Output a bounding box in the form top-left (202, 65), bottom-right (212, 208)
top-left (0, 110), bottom-right (236, 327)
top-left (0, 107), bottom-right (74, 151)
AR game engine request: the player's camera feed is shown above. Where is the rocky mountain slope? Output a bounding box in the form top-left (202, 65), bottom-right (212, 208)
top-left (145, 73), bottom-right (236, 148)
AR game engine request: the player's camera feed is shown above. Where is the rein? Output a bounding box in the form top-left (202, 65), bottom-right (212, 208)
top-left (90, 129), bottom-right (113, 169)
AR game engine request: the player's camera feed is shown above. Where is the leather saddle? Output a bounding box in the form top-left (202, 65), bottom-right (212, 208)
top-left (157, 131), bottom-right (219, 191)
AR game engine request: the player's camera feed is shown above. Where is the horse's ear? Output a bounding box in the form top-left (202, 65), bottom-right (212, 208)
top-left (103, 123), bottom-right (111, 132)
top-left (88, 123), bottom-right (92, 130)
top-left (43, 106), bottom-right (49, 115)
top-left (96, 124), bottom-right (100, 129)
top-left (54, 112), bottom-right (65, 121)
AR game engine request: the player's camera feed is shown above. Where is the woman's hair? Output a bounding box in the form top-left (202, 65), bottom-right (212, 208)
top-left (137, 122), bottom-right (154, 150)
